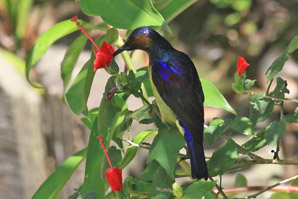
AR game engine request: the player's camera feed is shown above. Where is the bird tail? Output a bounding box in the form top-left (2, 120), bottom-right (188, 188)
top-left (183, 127), bottom-right (209, 180)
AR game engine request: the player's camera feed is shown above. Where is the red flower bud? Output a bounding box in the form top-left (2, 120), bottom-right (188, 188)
top-left (105, 167), bottom-right (123, 193)
top-left (96, 135), bottom-right (123, 193)
top-left (236, 57), bottom-right (250, 76)
top-left (71, 16), bottom-right (114, 72)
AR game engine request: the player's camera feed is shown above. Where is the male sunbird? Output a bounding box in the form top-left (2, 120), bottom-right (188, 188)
top-left (113, 26), bottom-right (208, 180)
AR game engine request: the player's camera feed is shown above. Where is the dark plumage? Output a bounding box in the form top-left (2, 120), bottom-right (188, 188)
top-left (113, 26), bottom-right (208, 180)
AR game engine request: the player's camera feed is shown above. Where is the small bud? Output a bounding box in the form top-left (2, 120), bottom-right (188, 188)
top-left (172, 183), bottom-right (183, 198)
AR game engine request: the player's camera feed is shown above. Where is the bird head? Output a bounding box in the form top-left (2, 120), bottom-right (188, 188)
top-left (113, 26), bottom-right (155, 57)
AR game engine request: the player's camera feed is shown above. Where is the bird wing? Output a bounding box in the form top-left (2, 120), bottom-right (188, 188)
top-left (151, 54), bottom-right (205, 144)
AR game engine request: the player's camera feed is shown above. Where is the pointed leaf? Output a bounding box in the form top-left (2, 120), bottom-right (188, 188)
top-left (26, 19), bottom-right (85, 85)
top-left (147, 126), bottom-right (185, 178)
top-left (32, 148), bottom-right (87, 199)
top-left (81, 0), bottom-right (168, 30)
top-left (81, 77), bottom-right (129, 198)
top-left (265, 121), bottom-right (286, 147)
top-left (120, 130), bottom-right (157, 169)
top-left (225, 116), bottom-right (254, 135)
top-left (204, 118), bottom-right (224, 147)
top-left (182, 180), bottom-right (216, 199)
top-left (160, 0), bottom-right (197, 23)
top-left (283, 108), bottom-right (298, 123)
top-left (61, 34), bottom-right (88, 92)
top-left (201, 78), bottom-right (236, 114)
top-left (242, 131), bottom-right (267, 152)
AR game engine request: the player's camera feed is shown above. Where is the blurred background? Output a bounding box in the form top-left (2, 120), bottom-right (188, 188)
top-left (0, 0), bottom-right (297, 198)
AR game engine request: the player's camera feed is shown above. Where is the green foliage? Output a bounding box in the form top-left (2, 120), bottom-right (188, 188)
top-left (234, 174), bottom-right (247, 187)
top-left (32, 148), bottom-right (87, 199)
top-left (81, 0), bottom-right (168, 30)
top-left (25, 1), bottom-right (298, 198)
top-left (26, 19), bottom-right (86, 85)
top-left (208, 138), bottom-right (239, 176)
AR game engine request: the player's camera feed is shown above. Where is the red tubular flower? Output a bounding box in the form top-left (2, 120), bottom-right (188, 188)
top-left (71, 16), bottom-right (114, 72)
top-left (96, 135), bottom-right (123, 193)
top-left (236, 57), bottom-right (250, 76)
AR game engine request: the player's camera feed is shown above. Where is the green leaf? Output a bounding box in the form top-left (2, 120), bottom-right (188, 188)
top-left (249, 97), bottom-right (274, 125)
top-left (105, 28), bottom-right (119, 44)
top-left (243, 79), bottom-right (256, 90)
top-left (81, 0), bottom-right (168, 30)
top-left (150, 161), bottom-right (173, 198)
top-left (160, 0), bottom-right (197, 23)
top-left (231, 0), bottom-right (252, 11)
top-left (225, 116), bottom-right (254, 136)
top-left (234, 174), bottom-right (247, 187)
top-left (120, 130), bottom-right (157, 169)
top-left (61, 34), bottom-right (88, 93)
top-left (204, 118), bottom-right (224, 147)
top-left (201, 78), bottom-right (236, 114)
top-left (283, 108), bottom-right (298, 123)
top-left (65, 60), bottom-right (94, 115)
top-left (16, 0), bottom-right (34, 42)
top-left (265, 51), bottom-right (290, 82)
top-left (172, 183), bottom-right (183, 198)
top-left (65, 36), bottom-right (107, 115)
top-left (81, 108), bottom-right (99, 129)
top-left (269, 77), bottom-right (289, 99)
top-left (270, 192), bottom-right (298, 199)
top-left (208, 138), bottom-right (239, 176)
top-left (32, 148), bottom-right (87, 199)
top-left (26, 19), bottom-right (85, 85)
top-left (130, 104), bottom-right (154, 124)
top-left (232, 72), bottom-right (246, 94)
top-left (147, 126), bottom-right (185, 178)
top-left (182, 180), bottom-right (216, 199)
top-left (242, 131), bottom-right (267, 152)
top-left (286, 35), bottom-right (298, 54)
top-left (123, 176), bottom-right (153, 194)
top-left (81, 77), bottom-right (129, 198)
top-left (265, 121), bottom-right (286, 147)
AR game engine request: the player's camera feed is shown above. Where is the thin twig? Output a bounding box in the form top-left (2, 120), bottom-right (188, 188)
top-left (264, 95), bottom-right (298, 103)
top-left (209, 176), bottom-right (229, 199)
top-left (235, 158), bottom-right (298, 165)
top-left (212, 185), bottom-right (298, 195)
top-left (246, 175), bottom-right (298, 198)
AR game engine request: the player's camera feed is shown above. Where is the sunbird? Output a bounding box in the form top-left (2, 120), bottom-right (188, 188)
top-left (113, 26), bottom-right (208, 180)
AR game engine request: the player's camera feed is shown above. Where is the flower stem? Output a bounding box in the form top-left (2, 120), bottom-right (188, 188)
top-left (97, 135), bottom-right (113, 168)
top-left (71, 16), bottom-right (100, 50)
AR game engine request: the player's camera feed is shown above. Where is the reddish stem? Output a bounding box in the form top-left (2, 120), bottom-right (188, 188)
top-left (213, 185), bottom-right (298, 194)
top-left (71, 16), bottom-right (100, 50)
top-left (97, 135), bottom-right (113, 168)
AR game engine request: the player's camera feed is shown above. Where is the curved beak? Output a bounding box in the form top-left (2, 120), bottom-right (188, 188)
top-left (113, 44), bottom-right (129, 57)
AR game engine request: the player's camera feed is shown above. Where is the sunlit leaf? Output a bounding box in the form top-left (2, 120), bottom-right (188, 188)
top-left (225, 116), bottom-right (254, 136)
top-left (201, 78), bottom-right (236, 114)
top-left (32, 148), bottom-right (87, 199)
top-left (182, 180), bottom-right (216, 199)
top-left (242, 131), bottom-right (267, 152)
top-left (26, 19), bottom-right (85, 85)
top-left (81, 0), bottom-right (168, 30)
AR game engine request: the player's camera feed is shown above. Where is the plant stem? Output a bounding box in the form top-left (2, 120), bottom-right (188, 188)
top-left (209, 176), bottom-right (229, 199)
top-left (264, 95), bottom-right (298, 103)
top-left (235, 158), bottom-right (298, 165)
top-left (246, 175), bottom-right (298, 198)
top-left (212, 185), bottom-right (298, 195)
